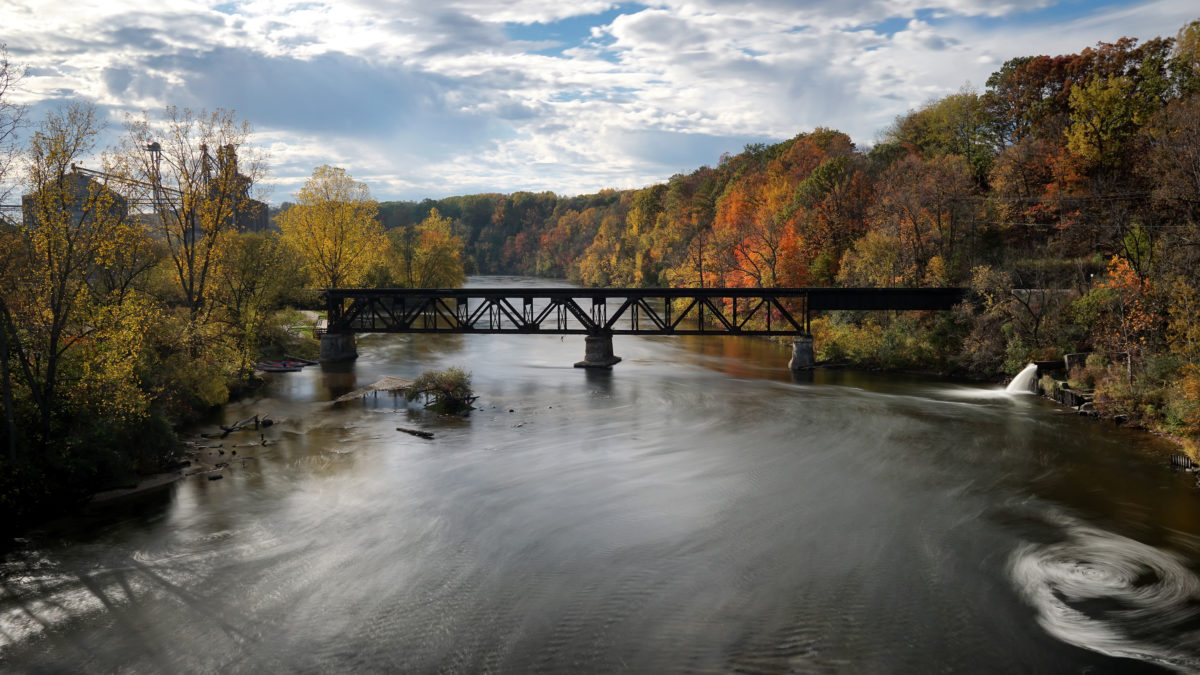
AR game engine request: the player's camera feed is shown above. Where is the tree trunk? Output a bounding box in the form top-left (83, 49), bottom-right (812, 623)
top-left (1, 315), bottom-right (14, 462)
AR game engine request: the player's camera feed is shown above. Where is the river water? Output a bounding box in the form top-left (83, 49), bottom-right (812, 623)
top-left (3, 276), bottom-right (1200, 673)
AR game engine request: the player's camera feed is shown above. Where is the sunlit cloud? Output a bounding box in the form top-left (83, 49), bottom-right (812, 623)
top-left (0, 0), bottom-right (1195, 201)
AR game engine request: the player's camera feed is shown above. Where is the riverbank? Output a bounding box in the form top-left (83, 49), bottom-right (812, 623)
top-left (5, 321), bottom-right (1197, 672)
top-left (1, 330), bottom-right (319, 540)
top-left (1031, 364), bottom-right (1198, 460)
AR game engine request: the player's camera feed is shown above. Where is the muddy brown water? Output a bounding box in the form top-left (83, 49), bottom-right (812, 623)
top-left (2, 276), bottom-right (1199, 672)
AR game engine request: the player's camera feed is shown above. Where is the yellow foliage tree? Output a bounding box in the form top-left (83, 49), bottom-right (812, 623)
top-left (120, 107), bottom-right (263, 325)
top-left (1065, 75), bottom-right (1150, 168)
top-left (394, 208), bottom-right (466, 288)
top-left (279, 165), bottom-right (385, 289)
top-left (210, 232), bottom-right (302, 375)
top-left (0, 103), bottom-right (154, 446)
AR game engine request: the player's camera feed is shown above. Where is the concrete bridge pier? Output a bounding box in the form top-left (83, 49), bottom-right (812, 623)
top-left (320, 333), bottom-right (358, 363)
top-left (788, 335), bottom-right (814, 371)
top-left (575, 334), bottom-right (622, 369)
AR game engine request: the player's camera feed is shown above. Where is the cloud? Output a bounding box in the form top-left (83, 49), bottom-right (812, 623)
top-left (1, 0), bottom-right (1195, 201)
top-left (101, 67), bottom-right (133, 96)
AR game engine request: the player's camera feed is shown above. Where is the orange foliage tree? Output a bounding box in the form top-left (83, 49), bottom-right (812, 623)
top-left (1077, 255), bottom-right (1160, 361)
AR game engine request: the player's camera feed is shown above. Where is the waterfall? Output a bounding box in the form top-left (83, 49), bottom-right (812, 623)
top-left (1005, 363), bottom-right (1039, 394)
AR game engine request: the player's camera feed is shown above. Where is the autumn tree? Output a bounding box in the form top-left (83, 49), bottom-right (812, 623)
top-left (0, 44), bottom-right (25, 460)
top-left (837, 228), bottom-right (905, 288)
top-left (868, 153), bottom-right (976, 285)
top-left (657, 168), bottom-right (719, 288)
top-left (1074, 255), bottom-right (1160, 362)
top-left (887, 89), bottom-right (996, 181)
top-left (210, 232), bottom-right (303, 375)
top-left (1065, 75), bottom-right (1154, 168)
top-left (1164, 274), bottom-right (1200, 365)
top-left (1175, 20), bottom-right (1200, 94)
top-left (536, 207), bottom-right (602, 278)
top-left (0, 104), bottom-right (154, 449)
top-left (988, 136), bottom-right (1059, 227)
top-left (392, 208), bottom-right (466, 288)
top-left (964, 264), bottom-right (1072, 363)
top-left (1138, 95), bottom-right (1200, 226)
top-left (779, 130), bottom-right (872, 282)
top-left (577, 212), bottom-right (629, 287)
top-left (0, 44), bottom-right (25, 206)
top-left (1138, 95), bottom-right (1200, 375)
top-left (982, 36), bottom-right (1174, 151)
top-left (710, 142), bottom-right (823, 289)
top-left (624, 185), bottom-right (665, 285)
top-left (278, 165), bottom-right (386, 289)
top-left (120, 107), bottom-right (263, 326)
top-left (711, 176), bottom-right (787, 287)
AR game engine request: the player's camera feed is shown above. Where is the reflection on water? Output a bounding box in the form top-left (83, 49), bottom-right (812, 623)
top-left (1, 277), bottom-right (1197, 673)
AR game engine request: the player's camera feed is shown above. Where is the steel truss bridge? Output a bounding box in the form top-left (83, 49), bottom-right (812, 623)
top-left (323, 287), bottom-right (968, 337)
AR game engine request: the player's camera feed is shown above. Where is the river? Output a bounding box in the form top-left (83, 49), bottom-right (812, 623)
top-left (2, 276), bottom-right (1200, 672)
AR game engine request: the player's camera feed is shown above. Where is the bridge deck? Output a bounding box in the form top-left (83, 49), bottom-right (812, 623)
top-left (324, 287), bottom-right (967, 337)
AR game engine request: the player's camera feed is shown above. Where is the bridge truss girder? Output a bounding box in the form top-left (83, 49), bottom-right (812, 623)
top-left (323, 287), bottom-right (967, 337)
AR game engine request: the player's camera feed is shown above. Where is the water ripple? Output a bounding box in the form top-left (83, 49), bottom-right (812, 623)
top-left (1010, 520), bottom-right (1200, 670)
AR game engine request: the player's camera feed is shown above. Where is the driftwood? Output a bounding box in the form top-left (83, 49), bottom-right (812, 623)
top-left (219, 414), bottom-right (271, 438)
top-left (334, 376), bottom-right (413, 403)
top-left (397, 427), bottom-right (434, 440)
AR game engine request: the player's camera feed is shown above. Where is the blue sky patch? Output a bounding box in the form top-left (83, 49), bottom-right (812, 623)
top-left (505, 5), bottom-right (645, 56)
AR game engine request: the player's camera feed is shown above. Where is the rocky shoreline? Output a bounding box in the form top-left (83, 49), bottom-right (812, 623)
top-left (89, 416), bottom-right (276, 505)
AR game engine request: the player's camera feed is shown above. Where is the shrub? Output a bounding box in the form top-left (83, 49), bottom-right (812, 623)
top-left (405, 367), bottom-right (475, 413)
top-left (1003, 332), bottom-right (1031, 375)
top-left (1165, 365), bottom-right (1200, 438)
top-left (1040, 374), bottom-right (1059, 396)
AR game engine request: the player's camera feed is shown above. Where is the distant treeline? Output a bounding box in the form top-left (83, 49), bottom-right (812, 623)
top-left (376, 20), bottom-right (1200, 448)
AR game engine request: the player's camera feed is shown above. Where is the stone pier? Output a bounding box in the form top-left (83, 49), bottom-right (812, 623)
top-left (788, 335), bottom-right (814, 370)
top-left (574, 334), bottom-right (622, 369)
top-left (320, 333), bottom-right (358, 363)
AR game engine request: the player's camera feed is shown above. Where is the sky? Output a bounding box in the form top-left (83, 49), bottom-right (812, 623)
top-left (1, 0), bottom-right (1197, 204)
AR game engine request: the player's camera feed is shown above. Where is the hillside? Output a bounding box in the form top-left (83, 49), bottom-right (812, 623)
top-left (377, 20), bottom-right (1200, 446)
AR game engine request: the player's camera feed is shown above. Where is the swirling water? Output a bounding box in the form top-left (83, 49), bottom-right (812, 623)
top-left (2, 276), bottom-right (1199, 672)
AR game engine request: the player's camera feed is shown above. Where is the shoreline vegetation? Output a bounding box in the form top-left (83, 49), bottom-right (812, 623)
top-left (4, 20), bottom-right (1200, 534)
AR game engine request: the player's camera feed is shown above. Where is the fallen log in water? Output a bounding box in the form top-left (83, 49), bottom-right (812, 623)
top-left (397, 427), bottom-right (434, 440)
top-left (219, 414), bottom-right (272, 438)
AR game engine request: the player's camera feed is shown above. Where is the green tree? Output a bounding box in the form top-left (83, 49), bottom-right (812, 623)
top-left (888, 89), bottom-right (995, 181)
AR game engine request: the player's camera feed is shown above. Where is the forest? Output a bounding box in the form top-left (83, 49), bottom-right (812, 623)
top-left (1, 19), bottom-right (1199, 528)
top-left (380, 20), bottom-right (1200, 454)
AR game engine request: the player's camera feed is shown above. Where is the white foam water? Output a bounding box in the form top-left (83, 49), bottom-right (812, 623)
top-left (1009, 519), bottom-right (1200, 671)
top-left (1005, 363), bottom-right (1038, 394)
